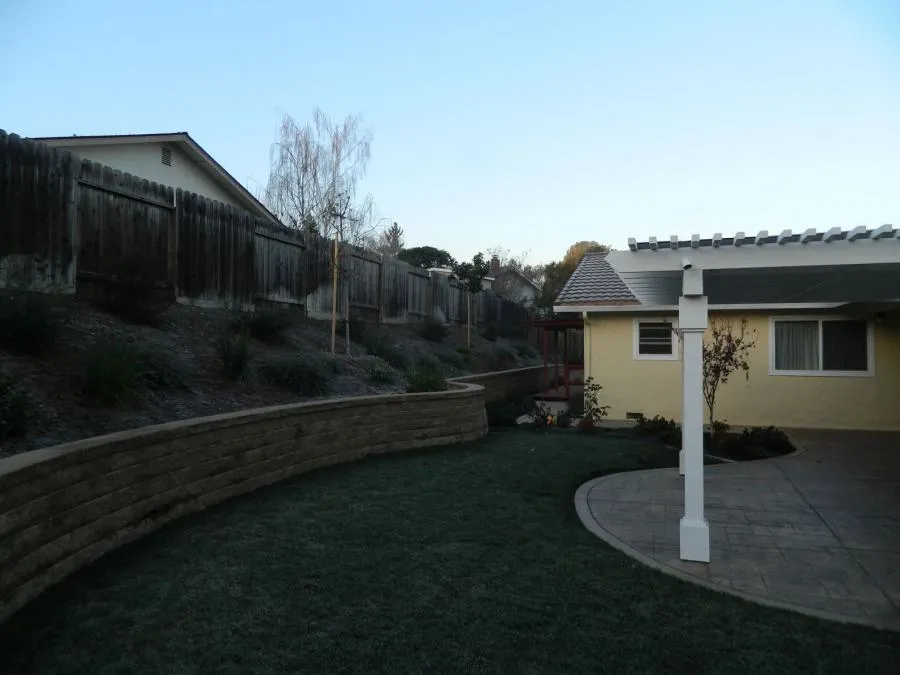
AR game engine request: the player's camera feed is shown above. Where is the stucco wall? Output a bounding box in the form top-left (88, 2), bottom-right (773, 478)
top-left (56, 142), bottom-right (238, 206)
top-left (585, 313), bottom-right (900, 430)
top-left (0, 366), bottom-right (544, 626)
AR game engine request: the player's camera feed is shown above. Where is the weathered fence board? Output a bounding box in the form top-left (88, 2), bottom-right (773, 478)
top-left (254, 220), bottom-right (305, 305)
top-left (0, 131), bottom-right (76, 290)
top-left (76, 162), bottom-right (173, 286)
top-left (407, 269), bottom-right (431, 318)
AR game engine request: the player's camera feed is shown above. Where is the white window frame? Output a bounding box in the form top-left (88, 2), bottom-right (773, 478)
top-left (633, 318), bottom-right (679, 361)
top-left (768, 316), bottom-right (875, 378)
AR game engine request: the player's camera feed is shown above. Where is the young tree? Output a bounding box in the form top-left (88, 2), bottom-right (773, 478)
top-left (376, 222), bottom-right (404, 258)
top-left (702, 319), bottom-right (757, 424)
top-left (263, 107), bottom-right (380, 355)
top-left (452, 253), bottom-right (491, 347)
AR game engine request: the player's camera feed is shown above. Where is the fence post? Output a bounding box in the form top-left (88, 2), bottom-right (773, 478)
top-left (63, 149), bottom-right (78, 291)
top-left (377, 255), bottom-right (385, 323)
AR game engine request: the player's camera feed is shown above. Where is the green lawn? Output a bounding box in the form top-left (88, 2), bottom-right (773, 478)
top-left (2, 429), bottom-right (899, 674)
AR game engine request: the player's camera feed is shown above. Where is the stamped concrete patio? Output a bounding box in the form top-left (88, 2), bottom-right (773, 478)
top-left (575, 430), bottom-right (900, 630)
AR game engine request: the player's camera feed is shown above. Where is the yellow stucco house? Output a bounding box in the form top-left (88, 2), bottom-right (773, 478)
top-left (554, 227), bottom-right (900, 432)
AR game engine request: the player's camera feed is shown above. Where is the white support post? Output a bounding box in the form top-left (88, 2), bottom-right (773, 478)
top-left (678, 268), bottom-right (710, 563)
top-left (679, 332), bottom-right (685, 476)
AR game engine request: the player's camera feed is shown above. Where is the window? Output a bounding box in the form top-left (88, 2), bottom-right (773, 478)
top-left (771, 318), bottom-right (872, 376)
top-left (161, 147), bottom-right (172, 166)
top-left (634, 320), bottom-right (677, 360)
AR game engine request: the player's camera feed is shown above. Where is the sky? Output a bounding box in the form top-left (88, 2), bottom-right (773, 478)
top-left (2, 0), bottom-right (899, 265)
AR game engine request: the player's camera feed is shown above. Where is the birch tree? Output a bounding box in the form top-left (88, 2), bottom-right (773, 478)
top-left (263, 109), bottom-right (380, 355)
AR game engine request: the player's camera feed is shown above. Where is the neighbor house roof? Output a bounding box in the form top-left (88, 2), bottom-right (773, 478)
top-left (554, 252), bottom-right (638, 306)
top-left (32, 132), bottom-right (279, 223)
top-left (495, 268), bottom-right (540, 290)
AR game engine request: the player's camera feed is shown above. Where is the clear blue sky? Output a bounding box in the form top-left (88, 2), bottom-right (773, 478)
top-left (2, 0), bottom-right (899, 264)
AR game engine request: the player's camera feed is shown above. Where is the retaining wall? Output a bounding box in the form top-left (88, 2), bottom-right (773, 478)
top-left (0, 366), bottom-right (543, 625)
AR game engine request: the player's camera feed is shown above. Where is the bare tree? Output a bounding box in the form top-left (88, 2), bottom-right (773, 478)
top-left (263, 108), bottom-right (372, 238)
top-left (263, 108), bottom-right (381, 355)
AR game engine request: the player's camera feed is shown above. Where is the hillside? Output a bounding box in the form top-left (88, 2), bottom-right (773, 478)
top-left (0, 293), bottom-right (540, 457)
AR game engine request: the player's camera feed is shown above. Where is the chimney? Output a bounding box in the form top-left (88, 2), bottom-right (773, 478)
top-left (490, 255), bottom-right (501, 276)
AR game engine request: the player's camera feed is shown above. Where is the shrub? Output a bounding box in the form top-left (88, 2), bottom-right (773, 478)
top-left (491, 344), bottom-right (518, 370)
top-left (418, 316), bottom-right (449, 343)
top-left (0, 373), bottom-right (29, 440)
top-left (436, 349), bottom-right (465, 369)
top-left (481, 322), bottom-right (499, 342)
top-left (531, 401), bottom-right (555, 430)
top-left (361, 331), bottom-right (408, 370)
top-left (582, 377), bottom-right (610, 423)
top-left (514, 341), bottom-right (537, 359)
top-left (81, 336), bottom-right (144, 405)
top-left (137, 348), bottom-right (188, 391)
top-left (0, 293), bottom-right (61, 356)
top-left (635, 414), bottom-right (681, 446)
top-left (219, 330), bottom-right (251, 381)
top-left (736, 426), bottom-right (793, 456)
top-left (406, 359), bottom-right (447, 393)
top-left (259, 355), bottom-right (332, 396)
top-left (92, 261), bottom-right (170, 326)
top-left (232, 309), bottom-right (294, 343)
top-left (368, 361), bottom-right (395, 385)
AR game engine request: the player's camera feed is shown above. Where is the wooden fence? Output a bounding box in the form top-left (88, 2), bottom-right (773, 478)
top-left (0, 129), bottom-right (533, 333)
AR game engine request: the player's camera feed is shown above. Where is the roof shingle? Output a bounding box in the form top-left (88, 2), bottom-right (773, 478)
top-left (554, 252), bottom-right (636, 305)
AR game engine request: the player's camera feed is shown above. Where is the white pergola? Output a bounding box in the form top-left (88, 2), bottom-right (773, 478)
top-left (605, 227), bottom-right (900, 562)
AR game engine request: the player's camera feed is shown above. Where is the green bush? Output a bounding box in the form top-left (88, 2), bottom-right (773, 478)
top-left (481, 322), bottom-right (499, 342)
top-left (635, 414), bottom-right (681, 446)
top-left (406, 359), bottom-right (447, 393)
top-left (418, 317), bottom-right (449, 343)
top-left (368, 362), bottom-right (395, 385)
top-left (92, 261), bottom-right (170, 326)
top-left (218, 330), bottom-right (252, 381)
top-left (486, 401), bottom-right (521, 427)
top-left (0, 373), bottom-right (29, 440)
top-left (0, 293), bottom-right (61, 356)
top-left (259, 355), bottom-right (332, 396)
top-left (81, 336), bottom-right (144, 406)
top-left (232, 309), bottom-right (294, 343)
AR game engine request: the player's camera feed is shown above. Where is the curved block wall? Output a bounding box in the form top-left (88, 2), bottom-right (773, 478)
top-left (0, 366), bottom-right (544, 625)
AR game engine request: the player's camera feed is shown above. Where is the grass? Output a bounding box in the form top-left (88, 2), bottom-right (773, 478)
top-left (1, 431), bottom-right (898, 675)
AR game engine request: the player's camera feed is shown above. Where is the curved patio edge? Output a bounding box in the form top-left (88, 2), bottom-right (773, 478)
top-left (574, 458), bottom-right (900, 632)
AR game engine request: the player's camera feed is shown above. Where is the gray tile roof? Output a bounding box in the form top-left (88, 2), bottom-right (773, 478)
top-left (555, 252), bottom-right (637, 305)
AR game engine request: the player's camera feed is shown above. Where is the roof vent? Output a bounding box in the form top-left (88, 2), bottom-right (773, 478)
top-left (161, 147), bottom-right (172, 166)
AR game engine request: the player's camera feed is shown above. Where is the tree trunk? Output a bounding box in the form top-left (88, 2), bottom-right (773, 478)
top-left (344, 278), bottom-right (351, 357)
top-left (330, 236), bottom-right (339, 356)
top-left (467, 293), bottom-right (472, 348)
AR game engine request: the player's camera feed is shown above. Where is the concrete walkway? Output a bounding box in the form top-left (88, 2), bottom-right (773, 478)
top-left (574, 430), bottom-right (900, 630)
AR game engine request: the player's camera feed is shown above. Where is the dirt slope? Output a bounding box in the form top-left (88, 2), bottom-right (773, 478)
top-left (0, 295), bottom-right (538, 457)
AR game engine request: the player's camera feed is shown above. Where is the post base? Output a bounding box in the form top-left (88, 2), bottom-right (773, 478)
top-left (678, 449), bottom-right (685, 476)
top-left (679, 517), bottom-right (710, 563)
